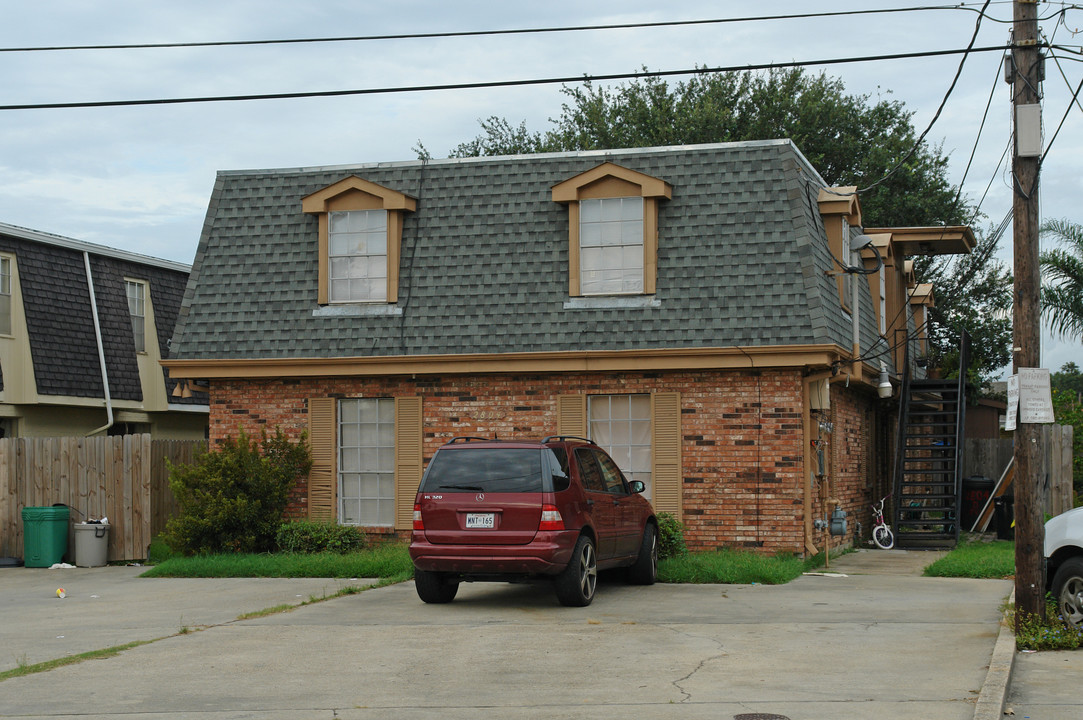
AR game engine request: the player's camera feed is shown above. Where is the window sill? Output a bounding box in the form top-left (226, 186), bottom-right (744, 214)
top-left (564, 296), bottom-right (661, 310)
top-left (313, 304), bottom-right (403, 317)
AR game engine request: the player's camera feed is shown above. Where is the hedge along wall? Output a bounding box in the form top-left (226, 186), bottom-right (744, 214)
top-left (209, 368), bottom-right (825, 554)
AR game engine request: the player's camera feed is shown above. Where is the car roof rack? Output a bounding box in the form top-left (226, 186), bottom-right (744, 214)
top-left (541, 435), bottom-right (597, 445)
top-left (446, 436), bottom-right (499, 444)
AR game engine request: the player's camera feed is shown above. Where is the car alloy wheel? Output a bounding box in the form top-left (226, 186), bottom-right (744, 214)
top-left (1052, 557), bottom-right (1083, 628)
top-left (555, 535), bottom-right (597, 607)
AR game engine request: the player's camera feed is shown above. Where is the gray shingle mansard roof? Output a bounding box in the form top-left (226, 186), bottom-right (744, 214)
top-left (171, 140), bottom-right (881, 362)
top-left (0, 222), bottom-right (196, 401)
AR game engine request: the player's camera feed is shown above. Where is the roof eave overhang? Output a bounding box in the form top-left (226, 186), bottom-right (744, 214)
top-left (163, 344), bottom-right (848, 379)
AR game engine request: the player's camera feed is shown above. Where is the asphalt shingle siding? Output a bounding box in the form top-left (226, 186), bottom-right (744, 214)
top-left (0, 230), bottom-right (191, 401)
top-left (173, 141), bottom-right (869, 362)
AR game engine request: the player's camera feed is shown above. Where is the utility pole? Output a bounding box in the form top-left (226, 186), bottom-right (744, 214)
top-left (1011, 0), bottom-right (1044, 623)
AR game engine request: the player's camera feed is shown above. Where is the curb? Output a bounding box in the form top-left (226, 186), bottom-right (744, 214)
top-left (973, 589), bottom-right (1016, 720)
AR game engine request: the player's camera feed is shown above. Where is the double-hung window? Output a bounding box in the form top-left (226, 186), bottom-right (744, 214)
top-left (579, 197), bottom-right (645, 295)
top-left (0, 256), bottom-right (11, 335)
top-left (126, 280), bottom-right (146, 352)
top-left (588, 394), bottom-right (653, 500)
top-left (329, 210), bottom-right (388, 303)
top-left (338, 398), bottom-right (396, 527)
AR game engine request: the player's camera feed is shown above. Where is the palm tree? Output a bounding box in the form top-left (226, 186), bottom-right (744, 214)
top-left (1040, 218), bottom-right (1083, 342)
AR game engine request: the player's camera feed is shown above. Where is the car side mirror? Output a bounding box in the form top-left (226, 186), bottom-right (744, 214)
top-left (628, 480), bottom-right (645, 494)
top-left (551, 468), bottom-right (568, 480)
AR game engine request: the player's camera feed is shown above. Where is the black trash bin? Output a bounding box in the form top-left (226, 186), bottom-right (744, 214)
top-left (961, 476), bottom-right (994, 530)
top-left (993, 495), bottom-right (1015, 540)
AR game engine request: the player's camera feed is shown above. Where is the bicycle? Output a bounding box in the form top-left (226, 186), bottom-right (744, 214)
top-left (871, 495), bottom-right (894, 550)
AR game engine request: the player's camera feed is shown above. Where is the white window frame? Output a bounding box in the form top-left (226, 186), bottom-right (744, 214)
top-left (328, 209), bottom-right (389, 303)
top-left (125, 280), bottom-right (146, 353)
top-left (587, 394), bottom-right (652, 500)
top-left (338, 398), bottom-right (396, 527)
top-left (0, 256), bottom-right (11, 336)
top-left (579, 197), bottom-right (645, 296)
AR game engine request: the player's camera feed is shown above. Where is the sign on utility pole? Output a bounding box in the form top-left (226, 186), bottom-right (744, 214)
top-left (1011, 0), bottom-right (1045, 623)
top-left (1005, 368), bottom-right (1056, 432)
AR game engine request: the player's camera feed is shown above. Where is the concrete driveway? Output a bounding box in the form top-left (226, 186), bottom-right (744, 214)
top-left (1, 550), bottom-right (1016, 719)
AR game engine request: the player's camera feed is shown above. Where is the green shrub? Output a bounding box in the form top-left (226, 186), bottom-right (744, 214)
top-left (277, 520), bottom-right (366, 554)
top-left (657, 512), bottom-right (687, 560)
top-left (165, 428), bottom-right (312, 555)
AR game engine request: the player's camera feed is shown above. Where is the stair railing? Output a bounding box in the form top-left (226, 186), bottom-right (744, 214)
top-left (951, 329), bottom-right (971, 544)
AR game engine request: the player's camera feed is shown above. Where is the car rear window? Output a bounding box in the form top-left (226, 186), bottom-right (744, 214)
top-left (421, 448), bottom-right (545, 493)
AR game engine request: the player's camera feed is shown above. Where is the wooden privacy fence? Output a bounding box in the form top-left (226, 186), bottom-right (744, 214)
top-left (964, 423), bottom-right (1076, 518)
top-left (0, 435), bottom-right (205, 562)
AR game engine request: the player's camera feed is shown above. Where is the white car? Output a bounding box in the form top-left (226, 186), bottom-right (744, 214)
top-left (1045, 507), bottom-right (1083, 628)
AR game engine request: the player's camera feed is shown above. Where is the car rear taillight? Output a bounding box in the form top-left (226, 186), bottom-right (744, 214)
top-left (413, 503), bottom-right (424, 531)
top-left (538, 504), bottom-right (565, 531)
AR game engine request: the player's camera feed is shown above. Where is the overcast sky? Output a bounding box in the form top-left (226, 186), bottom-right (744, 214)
top-left (1, 1), bottom-right (1080, 371)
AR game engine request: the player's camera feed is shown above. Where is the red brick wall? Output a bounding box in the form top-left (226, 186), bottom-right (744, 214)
top-left (814, 383), bottom-right (880, 547)
top-left (208, 369), bottom-right (876, 555)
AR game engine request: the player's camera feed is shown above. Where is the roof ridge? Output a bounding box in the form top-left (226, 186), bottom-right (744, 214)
top-left (0, 221), bottom-right (191, 273)
top-left (215, 139), bottom-right (824, 183)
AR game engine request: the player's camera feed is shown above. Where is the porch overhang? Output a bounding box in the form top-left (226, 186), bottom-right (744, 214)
top-left (863, 226), bottom-right (976, 256)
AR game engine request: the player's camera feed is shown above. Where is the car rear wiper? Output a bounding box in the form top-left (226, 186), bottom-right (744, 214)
top-left (438, 483), bottom-right (485, 490)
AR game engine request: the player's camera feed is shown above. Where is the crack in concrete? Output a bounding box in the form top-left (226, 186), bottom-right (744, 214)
top-left (657, 623), bottom-right (728, 703)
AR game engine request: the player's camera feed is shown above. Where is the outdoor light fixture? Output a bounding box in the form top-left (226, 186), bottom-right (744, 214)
top-left (877, 362), bottom-right (893, 399)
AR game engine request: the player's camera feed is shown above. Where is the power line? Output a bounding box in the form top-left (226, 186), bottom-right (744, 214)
top-left (0, 5), bottom-right (1009, 54)
top-left (850, 0), bottom-right (993, 195)
top-left (1042, 51), bottom-right (1083, 164)
top-left (0, 44), bottom-right (1009, 112)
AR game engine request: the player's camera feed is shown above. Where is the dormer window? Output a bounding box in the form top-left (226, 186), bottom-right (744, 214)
top-left (303, 176), bottom-right (416, 305)
top-left (552, 163), bottom-right (671, 297)
top-left (817, 186), bottom-right (862, 313)
top-left (0, 256), bottom-right (11, 336)
top-left (329, 210), bottom-right (388, 302)
top-left (126, 279), bottom-right (147, 353)
top-left (580, 197), bottom-right (645, 295)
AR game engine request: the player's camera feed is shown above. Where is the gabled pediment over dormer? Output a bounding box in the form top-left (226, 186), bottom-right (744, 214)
top-left (302, 176), bottom-right (417, 213)
top-left (551, 162), bottom-right (673, 203)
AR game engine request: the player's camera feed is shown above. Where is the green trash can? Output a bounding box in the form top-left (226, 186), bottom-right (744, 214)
top-left (21, 505), bottom-right (70, 567)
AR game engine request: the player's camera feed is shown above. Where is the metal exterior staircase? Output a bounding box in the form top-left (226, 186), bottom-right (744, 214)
top-left (891, 333), bottom-right (969, 549)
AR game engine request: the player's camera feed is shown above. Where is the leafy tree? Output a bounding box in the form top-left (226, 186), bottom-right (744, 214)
top-left (443, 68), bottom-right (1011, 381)
top-left (1040, 218), bottom-right (1083, 342)
top-left (1050, 363), bottom-right (1083, 502)
top-left (912, 226), bottom-right (1013, 387)
top-left (165, 428), bottom-right (312, 555)
top-left (1052, 361), bottom-right (1083, 400)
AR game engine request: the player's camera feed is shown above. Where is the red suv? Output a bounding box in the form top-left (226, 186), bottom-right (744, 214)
top-left (409, 436), bottom-right (658, 606)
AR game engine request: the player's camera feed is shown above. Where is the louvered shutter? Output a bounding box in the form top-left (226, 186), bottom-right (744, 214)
top-left (556, 394), bottom-right (587, 438)
top-left (394, 396), bottom-right (423, 530)
top-left (307, 398), bottom-right (337, 521)
top-left (651, 392), bottom-right (682, 517)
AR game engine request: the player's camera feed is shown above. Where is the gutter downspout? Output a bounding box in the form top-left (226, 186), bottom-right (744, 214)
top-left (84, 252), bottom-right (114, 436)
top-left (851, 265), bottom-right (861, 378)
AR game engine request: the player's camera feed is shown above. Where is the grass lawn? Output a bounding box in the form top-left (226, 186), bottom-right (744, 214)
top-left (922, 536), bottom-right (1015, 579)
top-left (140, 533), bottom-right (1016, 587)
top-left (658, 549), bottom-right (815, 584)
top-left (141, 542), bottom-right (414, 582)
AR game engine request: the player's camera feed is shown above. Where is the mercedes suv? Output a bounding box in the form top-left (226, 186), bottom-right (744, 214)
top-left (409, 436), bottom-right (658, 606)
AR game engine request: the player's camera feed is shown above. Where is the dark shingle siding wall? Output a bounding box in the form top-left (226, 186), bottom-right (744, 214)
top-left (87, 256), bottom-right (141, 401)
top-left (0, 231), bottom-right (191, 400)
top-left (0, 237), bottom-right (104, 398)
top-left (174, 142), bottom-right (867, 362)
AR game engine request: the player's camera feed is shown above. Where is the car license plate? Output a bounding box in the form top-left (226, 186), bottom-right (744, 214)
top-left (466, 513), bottom-right (495, 529)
